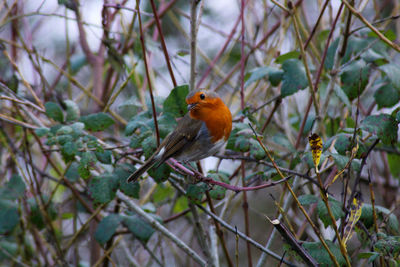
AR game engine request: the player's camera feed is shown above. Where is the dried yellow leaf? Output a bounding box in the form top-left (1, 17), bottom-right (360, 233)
top-left (308, 133), bottom-right (323, 172)
top-left (343, 196), bottom-right (363, 246)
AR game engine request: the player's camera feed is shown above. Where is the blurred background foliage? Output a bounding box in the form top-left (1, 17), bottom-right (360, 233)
top-left (1, 0), bottom-right (400, 266)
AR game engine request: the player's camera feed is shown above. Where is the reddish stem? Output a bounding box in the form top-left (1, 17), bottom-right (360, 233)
top-left (214, 0), bottom-right (303, 92)
top-left (196, 12), bottom-right (241, 88)
top-left (167, 158), bottom-right (291, 192)
top-left (294, 3), bottom-right (344, 149)
top-left (136, 1), bottom-right (161, 146)
top-left (149, 0), bottom-right (177, 87)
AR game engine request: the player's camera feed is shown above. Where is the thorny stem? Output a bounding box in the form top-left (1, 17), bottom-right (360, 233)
top-left (167, 158), bottom-right (292, 192)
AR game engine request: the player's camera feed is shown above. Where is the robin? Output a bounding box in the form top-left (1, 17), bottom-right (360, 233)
top-left (127, 90), bottom-right (232, 183)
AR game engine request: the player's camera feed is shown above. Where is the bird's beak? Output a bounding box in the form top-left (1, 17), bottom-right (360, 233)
top-left (187, 103), bottom-right (197, 111)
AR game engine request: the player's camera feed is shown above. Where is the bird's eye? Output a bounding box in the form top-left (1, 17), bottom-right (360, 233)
top-left (199, 93), bottom-right (205, 100)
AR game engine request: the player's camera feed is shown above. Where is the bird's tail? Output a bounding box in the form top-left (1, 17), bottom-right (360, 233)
top-left (127, 157), bottom-right (157, 183)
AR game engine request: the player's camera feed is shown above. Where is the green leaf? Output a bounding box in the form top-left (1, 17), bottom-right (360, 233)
top-left (334, 133), bottom-right (351, 155)
top-left (70, 122), bottom-right (85, 135)
top-left (374, 235), bottom-right (400, 258)
top-left (325, 38), bottom-right (339, 70)
top-left (396, 109), bottom-right (400, 122)
top-left (61, 212), bottom-right (74, 219)
top-left (374, 83), bottom-right (400, 109)
top-left (317, 197), bottom-right (345, 227)
top-left (360, 114), bottom-right (398, 145)
top-left (142, 135), bottom-right (157, 158)
top-left (379, 63), bottom-right (400, 89)
top-left (147, 163), bottom-right (171, 183)
top-left (173, 196), bottom-right (188, 213)
top-left (207, 172), bottom-right (229, 200)
top-left (330, 152), bottom-right (360, 170)
top-left (330, 153), bottom-right (351, 170)
top-left (234, 135), bottom-right (251, 152)
top-left (344, 36), bottom-right (370, 62)
top-left (61, 141), bottom-right (78, 162)
top-left (114, 164), bottom-right (140, 199)
top-left (125, 113), bottom-right (152, 136)
top-left (89, 175), bottom-right (119, 204)
top-left (64, 100), bottom-right (80, 122)
top-left (95, 214), bottom-right (122, 245)
top-left (340, 60), bottom-right (370, 101)
top-left (6, 74), bottom-right (19, 93)
top-left (176, 49), bottom-right (189, 56)
top-left (95, 150), bottom-right (112, 164)
top-left (275, 51), bottom-right (300, 64)
top-left (80, 112), bottom-right (115, 131)
top-left (358, 252), bottom-right (380, 263)
top-left (65, 162), bottom-right (80, 182)
top-left (78, 151), bottom-right (97, 178)
top-left (58, 0), bottom-right (77, 11)
top-left (163, 85), bottom-right (189, 118)
top-left (0, 175), bottom-right (25, 200)
top-left (368, 29), bottom-right (397, 41)
top-left (361, 48), bottom-right (385, 63)
top-left (388, 154), bottom-right (400, 177)
top-left (281, 59), bottom-right (308, 97)
top-left (360, 204), bottom-right (400, 235)
top-left (0, 200), bottom-right (19, 234)
top-left (78, 164), bottom-right (91, 179)
top-left (141, 202), bottom-right (156, 213)
top-left (122, 214), bottom-right (155, 243)
top-left (298, 194), bottom-right (319, 206)
top-left (272, 134), bottom-right (296, 152)
top-left (69, 54), bottom-right (87, 73)
top-left (186, 183), bottom-right (207, 202)
top-left (250, 140), bottom-right (266, 160)
top-left (244, 66), bottom-right (283, 87)
top-left (153, 184), bottom-right (174, 203)
top-left (45, 102), bottom-right (64, 123)
top-left (28, 196), bottom-right (57, 229)
top-left (303, 240), bottom-right (346, 267)
top-left (0, 240), bottom-right (18, 261)
top-left (303, 114), bottom-right (316, 135)
top-left (57, 125), bottom-right (73, 135)
top-left (35, 127), bottom-right (50, 137)
top-left (333, 84), bottom-right (351, 108)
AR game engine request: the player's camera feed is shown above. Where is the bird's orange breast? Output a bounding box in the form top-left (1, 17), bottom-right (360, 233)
top-left (189, 98), bottom-right (232, 143)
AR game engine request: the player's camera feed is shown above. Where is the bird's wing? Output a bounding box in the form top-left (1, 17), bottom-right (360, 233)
top-left (159, 113), bottom-right (203, 162)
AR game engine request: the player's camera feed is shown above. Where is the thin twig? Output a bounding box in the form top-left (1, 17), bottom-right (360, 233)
top-left (294, 3), bottom-right (344, 148)
top-left (303, 0), bottom-right (330, 49)
top-left (136, 0), bottom-right (160, 146)
top-left (189, 0), bottom-right (200, 91)
top-left (149, 0), bottom-right (177, 87)
top-left (117, 192), bottom-right (207, 266)
top-left (249, 124), bottom-right (341, 267)
top-left (341, 0), bottom-right (400, 52)
top-left (167, 158), bottom-right (292, 192)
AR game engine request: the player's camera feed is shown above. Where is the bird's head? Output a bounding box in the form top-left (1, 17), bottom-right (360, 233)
top-left (185, 90), bottom-right (232, 141)
top-left (186, 90), bottom-right (221, 112)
